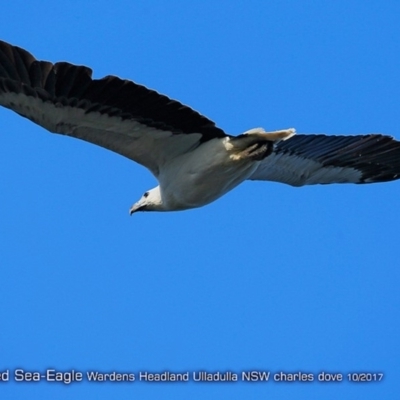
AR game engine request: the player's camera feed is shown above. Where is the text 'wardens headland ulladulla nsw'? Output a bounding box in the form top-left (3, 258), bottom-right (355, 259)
top-left (0, 369), bottom-right (383, 384)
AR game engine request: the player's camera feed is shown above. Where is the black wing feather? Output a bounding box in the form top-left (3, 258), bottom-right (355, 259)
top-left (250, 134), bottom-right (400, 185)
top-left (0, 40), bottom-right (226, 140)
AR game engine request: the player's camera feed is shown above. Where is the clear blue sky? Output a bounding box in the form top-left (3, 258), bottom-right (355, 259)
top-left (1, 1), bottom-right (399, 399)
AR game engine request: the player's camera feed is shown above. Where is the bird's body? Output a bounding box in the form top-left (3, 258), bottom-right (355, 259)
top-left (159, 138), bottom-right (238, 210)
top-left (155, 129), bottom-right (293, 211)
top-left (1, 40), bottom-right (400, 215)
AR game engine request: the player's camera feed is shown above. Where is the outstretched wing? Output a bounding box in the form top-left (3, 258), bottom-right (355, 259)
top-left (249, 134), bottom-right (400, 186)
top-left (0, 40), bottom-right (227, 176)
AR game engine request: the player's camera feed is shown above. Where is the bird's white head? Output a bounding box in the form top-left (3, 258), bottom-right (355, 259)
top-left (129, 187), bottom-right (164, 215)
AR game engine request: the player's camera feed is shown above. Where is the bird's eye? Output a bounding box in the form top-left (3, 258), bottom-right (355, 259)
top-left (143, 192), bottom-right (149, 198)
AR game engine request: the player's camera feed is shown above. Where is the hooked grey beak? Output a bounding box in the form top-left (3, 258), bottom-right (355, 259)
top-left (129, 203), bottom-right (145, 215)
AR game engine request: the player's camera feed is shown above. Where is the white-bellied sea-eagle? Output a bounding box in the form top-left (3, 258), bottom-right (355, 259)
top-left (1, 40), bottom-right (400, 214)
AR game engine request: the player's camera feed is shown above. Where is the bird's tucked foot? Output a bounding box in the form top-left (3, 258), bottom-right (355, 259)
top-left (243, 127), bottom-right (296, 141)
top-left (228, 128), bottom-right (296, 161)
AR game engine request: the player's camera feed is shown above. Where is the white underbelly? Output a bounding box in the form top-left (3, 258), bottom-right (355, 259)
top-left (158, 140), bottom-right (258, 210)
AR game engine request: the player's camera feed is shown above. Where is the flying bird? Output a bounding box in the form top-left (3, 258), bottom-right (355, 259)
top-left (1, 40), bottom-right (400, 214)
